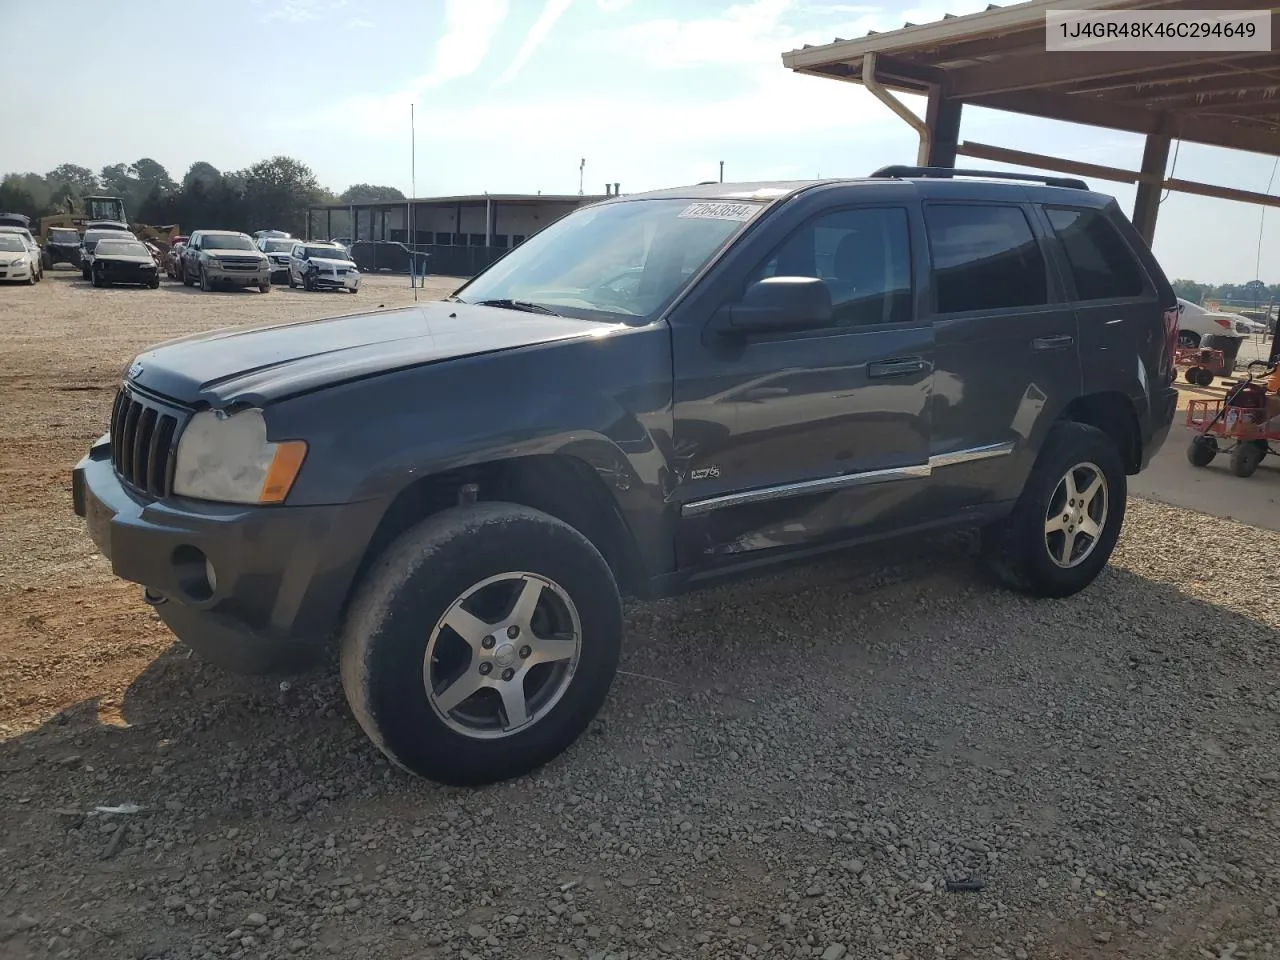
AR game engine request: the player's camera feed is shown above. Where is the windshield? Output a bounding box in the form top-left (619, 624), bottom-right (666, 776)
top-left (205, 234), bottom-right (256, 251)
top-left (96, 240), bottom-right (149, 257)
top-left (455, 198), bottom-right (762, 321)
top-left (83, 231), bottom-right (119, 246)
top-left (0, 236), bottom-right (25, 252)
top-left (49, 228), bottom-right (80, 243)
top-left (306, 246), bottom-right (346, 260)
top-left (263, 239), bottom-right (293, 252)
top-left (86, 198), bottom-right (126, 221)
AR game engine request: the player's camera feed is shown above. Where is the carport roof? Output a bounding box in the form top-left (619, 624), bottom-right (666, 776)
top-left (781, 0), bottom-right (1280, 157)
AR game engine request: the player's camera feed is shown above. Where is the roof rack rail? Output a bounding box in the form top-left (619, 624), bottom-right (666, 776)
top-left (870, 165), bottom-right (1089, 190)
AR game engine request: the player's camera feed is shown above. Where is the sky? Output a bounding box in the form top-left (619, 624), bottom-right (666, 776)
top-left (1, 0), bottom-right (1277, 284)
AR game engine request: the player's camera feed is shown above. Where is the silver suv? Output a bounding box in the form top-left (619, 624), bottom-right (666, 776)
top-left (181, 230), bottom-right (272, 293)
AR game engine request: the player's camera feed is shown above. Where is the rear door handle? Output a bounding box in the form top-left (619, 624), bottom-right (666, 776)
top-left (1033, 334), bottom-right (1074, 351)
top-left (867, 357), bottom-right (928, 379)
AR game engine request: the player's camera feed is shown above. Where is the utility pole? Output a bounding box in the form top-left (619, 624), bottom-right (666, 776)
top-left (719, 160), bottom-right (724, 183)
top-left (579, 158), bottom-right (585, 196)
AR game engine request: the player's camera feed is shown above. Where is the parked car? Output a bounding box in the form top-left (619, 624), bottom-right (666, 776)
top-left (72, 169), bottom-right (1179, 787)
top-left (165, 238), bottom-right (189, 279)
top-left (86, 236), bottom-right (161, 288)
top-left (1176, 297), bottom-right (1260, 344)
top-left (0, 233), bottom-right (37, 284)
top-left (253, 229), bottom-right (293, 241)
top-left (181, 230), bottom-right (272, 292)
top-left (257, 236), bottom-right (297, 283)
top-left (43, 226), bottom-right (84, 268)
top-left (0, 225), bottom-right (44, 281)
top-left (80, 227), bottom-right (133, 279)
top-left (287, 241), bottom-right (360, 292)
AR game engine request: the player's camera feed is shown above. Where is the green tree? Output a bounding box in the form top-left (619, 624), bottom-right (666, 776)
top-left (45, 163), bottom-right (98, 196)
top-left (243, 156), bottom-right (322, 236)
top-left (340, 183), bottom-right (406, 204)
top-left (0, 180), bottom-right (39, 221)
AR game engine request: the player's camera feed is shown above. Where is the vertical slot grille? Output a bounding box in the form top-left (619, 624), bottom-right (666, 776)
top-left (108, 387), bottom-right (181, 498)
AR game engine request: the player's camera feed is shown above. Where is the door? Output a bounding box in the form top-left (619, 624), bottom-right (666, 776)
top-left (183, 234), bottom-right (200, 278)
top-left (672, 203), bottom-right (935, 567)
top-left (922, 201), bottom-right (1081, 509)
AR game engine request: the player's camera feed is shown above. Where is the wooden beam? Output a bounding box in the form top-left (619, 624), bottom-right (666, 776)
top-left (956, 141), bottom-right (1280, 208)
top-left (972, 90), bottom-right (1280, 157)
top-left (947, 50), bottom-right (1263, 99)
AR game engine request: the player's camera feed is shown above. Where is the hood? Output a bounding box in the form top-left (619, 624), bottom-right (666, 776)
top-left (205, 247), bottom-right (264, 258)
top-left (307, 256), bottom-right (356, 269)
top-left (96, 251), bottom-right (156, 264)
top-left (127, 301), bottom-right (626, 406)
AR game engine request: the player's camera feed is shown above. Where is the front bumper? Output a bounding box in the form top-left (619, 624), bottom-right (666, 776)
top-left (72, 436), bottom-right (384, 646)
top-left (204, 264), bottom-right (272, 286)
top-left (308, 271), bottom-right (360, 290)
top-left (0, 262), bottom-right (30, 280)
top-left (47, 246), bottom-right (81, 266)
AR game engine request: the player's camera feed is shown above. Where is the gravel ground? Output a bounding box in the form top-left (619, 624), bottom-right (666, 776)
top-left (2, 270), bottom-right (1279, 960)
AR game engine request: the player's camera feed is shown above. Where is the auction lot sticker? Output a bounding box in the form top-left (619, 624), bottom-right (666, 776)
top-left (678, 201), bottom-right (760, 221)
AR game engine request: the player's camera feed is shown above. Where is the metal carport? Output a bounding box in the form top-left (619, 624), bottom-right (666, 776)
top-left (781, 0), bottom-right (1280, 243)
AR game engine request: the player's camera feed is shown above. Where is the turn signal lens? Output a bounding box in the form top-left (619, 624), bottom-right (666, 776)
top-left (259, 441), bottom-right (308, 504)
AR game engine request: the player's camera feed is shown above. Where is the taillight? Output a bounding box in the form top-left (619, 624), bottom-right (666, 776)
top-left (1162, 305), bottom-right (1179, 379)
top-left (1214, 317), bottom-right (1231, 329)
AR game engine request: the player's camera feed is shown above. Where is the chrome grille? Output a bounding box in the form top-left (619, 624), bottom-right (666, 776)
top-left (109, 387), bottom-right (182, 497)
top-left (219, 257), bottom-right (260, 271)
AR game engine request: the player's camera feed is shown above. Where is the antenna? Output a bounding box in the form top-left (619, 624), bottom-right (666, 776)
top-left (579, 158), bottom-right (585, 196)
top-left (719, 160), bottom-right (724, 183)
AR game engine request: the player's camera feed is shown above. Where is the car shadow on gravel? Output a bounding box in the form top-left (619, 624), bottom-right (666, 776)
top-left (1, 532), bottom-right (1279, 958)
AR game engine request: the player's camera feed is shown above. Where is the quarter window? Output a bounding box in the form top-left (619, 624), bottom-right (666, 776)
top-left (1045, 206), bottom-right (1146, 301)
top-left (925, 204), bottom-right (1047, 313)
top-left (750, 207), bottom-right (913, 326)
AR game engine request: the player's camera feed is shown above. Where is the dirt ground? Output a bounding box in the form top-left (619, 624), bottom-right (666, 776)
top-left (2, 269), bottom-right (1279, 960)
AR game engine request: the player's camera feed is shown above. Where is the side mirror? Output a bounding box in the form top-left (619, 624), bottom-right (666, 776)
top-left (724, 276), bottom-right (834, 334)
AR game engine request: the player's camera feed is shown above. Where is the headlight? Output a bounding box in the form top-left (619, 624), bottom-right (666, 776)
top-left (172, 408), bottom-right (307, 504)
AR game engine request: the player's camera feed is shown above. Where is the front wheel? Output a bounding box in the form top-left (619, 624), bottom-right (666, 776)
top-left (287, 271), bottom-right (297, 288)
top-left (199, 266), bottom-right (212, 292)
top-left (1231, 441), bottom-right (1264, 478)
top-left (981, 421), bottom-right (1126, 598)
top-left (259, 283), bottom-right (270, 293)
top-left (340, 502), bottom-right (622, 786)
top-left (1187, 435), bottom-right (1218, 467)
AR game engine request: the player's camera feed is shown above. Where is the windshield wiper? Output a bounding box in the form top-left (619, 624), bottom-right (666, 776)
top-left (470, 298), bottom-right (562, 316)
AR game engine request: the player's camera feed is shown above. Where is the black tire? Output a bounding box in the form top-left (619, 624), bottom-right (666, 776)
top-left (981, 421), bottom-right (1126, 599)
top-left (1230, 441), bottom-right (1264, 478)
top-left (303, 272), bottom-right (314, 292)
top-left (287, 271), bottom-right (297, 288)
top-left (340, 502), bottom-right (622, 786)
top-left (149, 279), bottom-right (160, 289)
top-left (1196, 368), bottom-right (1216, 387)
top-left (91, 269), bottom-right (102, 287)
top-left (81, 267), bottom-right (90, 281)
top-left (1187, 435), bottom-right (1218, 467)
top-left (199, 266), bottom-right (212, 292)
top-left (349, 285), bottom-right (358, 294)
top-left (183, 265), bottom-right (194, 287)
top-left (259, 283), bottom-right (270, 293)
top-left (1178, 330), bottom-right (1201, 348)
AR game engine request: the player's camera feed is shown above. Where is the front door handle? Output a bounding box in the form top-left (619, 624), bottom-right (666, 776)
top-left (1033, 334), bottom-right (1074, 351)
top-left (867, 357), bottom-right (928, 379)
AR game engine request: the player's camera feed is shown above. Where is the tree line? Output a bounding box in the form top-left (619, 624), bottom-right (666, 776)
top-left (1173, 278), bottom-right (1278, 309)
top-left (0, 157), bottom-right (406, 240)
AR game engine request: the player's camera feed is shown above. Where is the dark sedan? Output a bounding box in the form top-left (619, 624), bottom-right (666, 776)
top-left (87, 237), bottom-right (161, 288)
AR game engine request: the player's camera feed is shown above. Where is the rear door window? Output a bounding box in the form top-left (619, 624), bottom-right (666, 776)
top-left (1044, 205), bottom-right (1148, 301)
top-left (924, 204), bottom-right (1048, 314)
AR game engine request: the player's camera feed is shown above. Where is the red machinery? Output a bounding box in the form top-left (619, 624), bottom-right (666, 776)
top-left (1186, 367), bottom-right (1280, 477)
top-left (1174, 345), bottom-right (1226, 386)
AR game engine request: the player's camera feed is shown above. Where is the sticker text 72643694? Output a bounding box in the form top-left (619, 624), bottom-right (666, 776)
top-left (677, 201), bottom-right (760, 222)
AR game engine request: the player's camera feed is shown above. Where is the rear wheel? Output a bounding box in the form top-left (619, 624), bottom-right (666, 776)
top-left (340, 502), bottom-right (622, 786)
top-left (981, 421), bottom-right (1125, 598)
top-left (1178, 330), bottom-right (1201, 348)
top-left (1231, 441), bottom-right (1264, 478)
top-left (1187, 435), bottom-right (1218, 467)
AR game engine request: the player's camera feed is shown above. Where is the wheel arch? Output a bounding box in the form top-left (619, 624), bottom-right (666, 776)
top-left (1058, 391), bottom-right (1142, 474)
top-left (347, 452), bottom-right (651, 611)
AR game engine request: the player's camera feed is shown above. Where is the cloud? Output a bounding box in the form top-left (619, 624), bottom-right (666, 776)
top-left (258, 0), bottom-right (347, 23)
top-left (420, 0), bottom-right (509, 89)
top-left (495, 0), bottom-right (574, 85)
top-left (596, 0), bottom-right (633, 10)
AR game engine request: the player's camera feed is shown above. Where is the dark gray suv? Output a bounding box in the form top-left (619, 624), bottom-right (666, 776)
top-left (72, 167), bottom-right (1179, 786)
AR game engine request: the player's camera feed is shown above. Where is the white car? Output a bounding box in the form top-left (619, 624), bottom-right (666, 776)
top-left (0, 226), bottom-right (43, 281)
top-left (1177, 297), bottom-right (1262, 345)
top-left (287, 241), bottom-right (360, 293)
top-left (0, 234), bottom-right (38, 284)
top-left (257, 236), bottom-right (297, 283)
